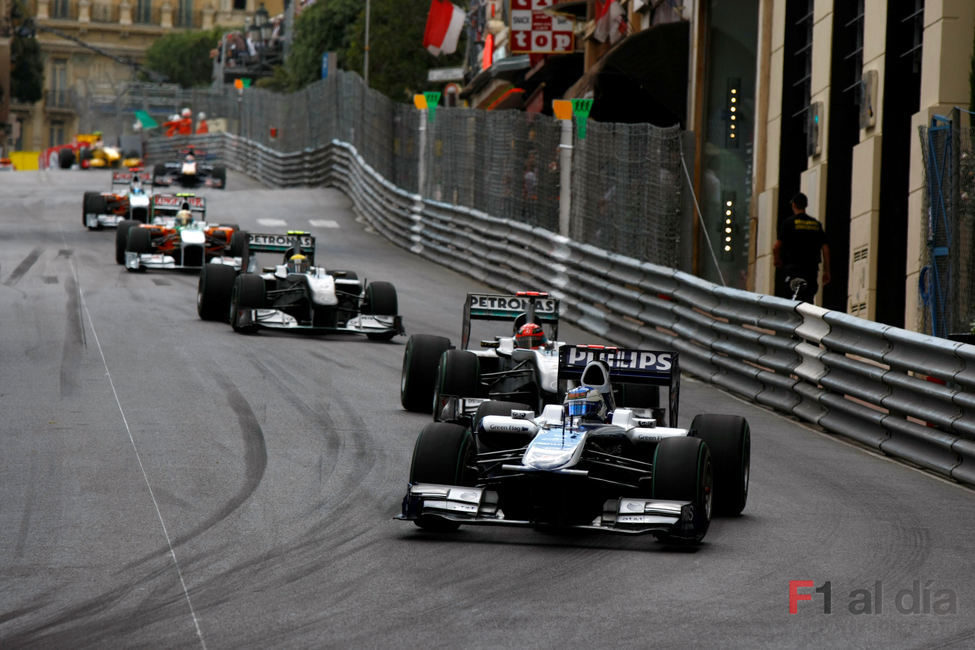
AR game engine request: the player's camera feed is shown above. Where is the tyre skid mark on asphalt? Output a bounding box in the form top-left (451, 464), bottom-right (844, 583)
top-left (122, 367), bottom-right (269, 561)
top-left (3, 247), bottom-right (43, 286)
top-left (61, 273), bottom-right (85, 398)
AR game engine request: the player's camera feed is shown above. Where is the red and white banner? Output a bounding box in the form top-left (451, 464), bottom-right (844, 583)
top-left (423, 0), bottom-right (465, 56)
top-left (510, 0), bottom-right (575, 54)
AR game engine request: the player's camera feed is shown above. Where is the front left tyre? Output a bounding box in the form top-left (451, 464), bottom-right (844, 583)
top-left (409, 422), bottom-right (477, 531)
top-left (198, 263), bottom-right (237, 322)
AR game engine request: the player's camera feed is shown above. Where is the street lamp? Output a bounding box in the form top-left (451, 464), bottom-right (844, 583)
top-left (255, 4), bottom-right (270, 44)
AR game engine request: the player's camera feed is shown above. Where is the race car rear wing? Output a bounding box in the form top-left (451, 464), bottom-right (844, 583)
top-left (112, 171), bottom-right (152, 186)
top-left (461, 291), bottom-right (560, 349)
top-left (558, 345), bottom-right (680, 427)
top-left (152, 193), bottom-right (206, 213)
top-left (247, 231), bottom-right (316, 263)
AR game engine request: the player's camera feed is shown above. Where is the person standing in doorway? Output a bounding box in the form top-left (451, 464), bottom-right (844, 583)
top-left (773, 192), bottom-right (831, 302)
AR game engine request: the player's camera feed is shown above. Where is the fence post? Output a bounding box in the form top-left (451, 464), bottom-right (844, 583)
top-left (553, 99), bottom-right (574, 237)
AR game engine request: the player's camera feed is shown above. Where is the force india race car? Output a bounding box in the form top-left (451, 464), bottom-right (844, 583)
top-left (82, 170), bottom-right (153, 229)
top-left (115, 194), bottom-right (243, 271)
top-left (197, 231), bottom-right (404, 340)
top-left (152, 148), bottom-right (227, 189)
top-left (397, 345), bottom-right (751, 545)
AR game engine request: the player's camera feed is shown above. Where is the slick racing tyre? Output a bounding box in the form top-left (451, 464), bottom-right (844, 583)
top-left (228, 230), bottom-right (250, 270)
top-left (82, 192), bottom-right (103, 229)
top-left (213, 166), bottom-right (227, 189)
top-left (401, 334), bottom-right (452, 413)
top-left (152, 164), bottom-right (166, 186)
top-left (690, 414), bottom-right (750, 516)
top-left (432, 349), bottom-right (480, 421)
top-left (409, 422), bottom-right (477, 531)
top-left (231, 273), bottom-right (266, 334)
top-left (115, 220), bottom-right (139, 264)
top-left (652, 436), bottom-right (713, 545)
top-left (198, 263), bottom-right (237, 322)
top-left (363, 281), bottom-right (397, 315)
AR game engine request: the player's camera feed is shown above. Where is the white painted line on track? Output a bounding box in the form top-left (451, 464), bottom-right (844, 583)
top-left (257, 218), bottom-right (287, 226)
top-left (309, 219), bottom-right (340, 228)
top-left (59, 228), bottom-right (208, 650)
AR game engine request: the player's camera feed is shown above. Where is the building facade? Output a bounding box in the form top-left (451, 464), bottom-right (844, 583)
top-left (749, 0), bottom-right (973, 332)
top-left (5, 0), bottom-right (282, 153)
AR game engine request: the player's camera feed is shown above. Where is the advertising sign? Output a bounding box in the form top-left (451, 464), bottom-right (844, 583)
top-left (510, 0), bottom-right (575, 54)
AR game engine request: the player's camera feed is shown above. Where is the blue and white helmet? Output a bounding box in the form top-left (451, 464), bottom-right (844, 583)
top-left (565, 385), bottom-right (607, 422)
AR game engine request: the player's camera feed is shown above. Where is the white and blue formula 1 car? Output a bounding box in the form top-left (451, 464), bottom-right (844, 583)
top-left (82, 170), bottom-right (153, 229)
top-left (397, 345), bottom-right (750, 545)
top-left (197, 230), bottom-right (403, 340)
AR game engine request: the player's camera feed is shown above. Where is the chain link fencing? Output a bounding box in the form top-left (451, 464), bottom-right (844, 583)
top-left (919, 108), bottom-right (975, 338)
top-left (115, 70), bottom-right (686, 268)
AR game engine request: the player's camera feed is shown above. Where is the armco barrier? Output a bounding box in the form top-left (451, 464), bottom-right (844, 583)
top-left (144, 133), bottom-right (975, 488)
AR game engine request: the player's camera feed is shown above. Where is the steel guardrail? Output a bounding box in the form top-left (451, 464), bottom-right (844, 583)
top-left (142, 133), bottom-right (975, 487)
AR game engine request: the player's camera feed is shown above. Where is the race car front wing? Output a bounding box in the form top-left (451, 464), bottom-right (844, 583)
top-left (396, 482), bottom-right (699, 537)
top-left (237, 307), bottom-right (404, 337)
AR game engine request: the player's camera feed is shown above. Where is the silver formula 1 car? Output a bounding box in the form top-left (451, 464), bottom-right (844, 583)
top-left (400, 292), bottom-right (578, 417)
top-left (83, 170), bottom-right (153, 229)
top-left (397, 345), bottom-right (750, 545)
top-left (197, 230), bottom-right (403, 340)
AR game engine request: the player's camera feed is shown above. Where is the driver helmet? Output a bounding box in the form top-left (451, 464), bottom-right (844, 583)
top-left (287, 253), bottom-right (309, 274)
top-left (175, 209), bottom-right (193, 227)
top-left (130, 177), bottom-right (143, 194)
top-left (564, 385), bottom-right (607, 422)
top-left (515, 322), bottom-right (547, 349)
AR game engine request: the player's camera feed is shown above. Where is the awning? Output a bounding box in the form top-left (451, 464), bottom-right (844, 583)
top-left (459, 54), bottom-right (532, 100)
top-left (563, 20), bottom-right (689, 127)
top-left (134, 110), bottom-right (159, 129)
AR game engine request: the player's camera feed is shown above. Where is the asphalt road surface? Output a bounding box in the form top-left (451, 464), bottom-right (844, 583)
top-left (1, 169), bottom-right (973, 648)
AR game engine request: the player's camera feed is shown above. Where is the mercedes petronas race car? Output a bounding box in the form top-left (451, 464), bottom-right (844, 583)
top-left (397, 345), bottom-right (751, 546)
top-left (197, 230), bottom-right (404, 340)
top-left (400, 292), bottom-right (630, 420)
top-left (82, 170), bottom-right (153, 229)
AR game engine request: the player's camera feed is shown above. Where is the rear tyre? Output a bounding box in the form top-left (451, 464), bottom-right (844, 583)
top-left (213, 166), bottom-right (227, 189)
top-left (231, 273), bottom-right (265, 333)
top-left (652, 436), bottom-right (713, 545)
top-left (198, 263), bottom-right (237, 322)
top-left (82, 192), bottom-right (101, 228)
top-left (401, 334), bottom-right (452, 413)
top-left (690, 414), bottom-right (750, 516)
top-left (433, 349), bottom-right (480, 421)
top-left (152, 163), bottom-right (166, 186)
top-left (409, 422), bottom-right (477, 531)
top-left (228, 230), bottom-right (250, 269)
top-left (363, 281), bottom-right (397, 315)
top-left (115, 220), bottom-right (139, 264)
top-left (58, 148), bottom-right (76, 169)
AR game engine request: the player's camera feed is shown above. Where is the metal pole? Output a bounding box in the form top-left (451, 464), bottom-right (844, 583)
top-left (417, 108), bottom-right (426, 197)
top-left (558, 119), bottom-right (572, 237)
top-left (364, 0), bottom-right (370, 85)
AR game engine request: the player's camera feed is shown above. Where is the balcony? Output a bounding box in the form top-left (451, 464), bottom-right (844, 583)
top-left (44, 89), bottom-right (77, 114)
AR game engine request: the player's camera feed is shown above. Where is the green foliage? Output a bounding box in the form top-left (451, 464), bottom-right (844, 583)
top-left (9, 0), bottom-right (43, 103)
top-left (343, 0), bottom-right (465, 101)
top-left (285, 0), bottom-right (361, 90)
top-left (11, 34), bottom-right (43, 103)
top-left (144, 28), bottom-right (225, 87)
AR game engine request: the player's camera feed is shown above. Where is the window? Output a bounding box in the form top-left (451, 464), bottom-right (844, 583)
top-left (49, 121), bottom-right (66, 148)
top-left (136, 0), bottom-right (153, 24)
top-left (51, 0), bottom-right (70, 19)
top-left (178, 0), bottom-right (194, 27)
